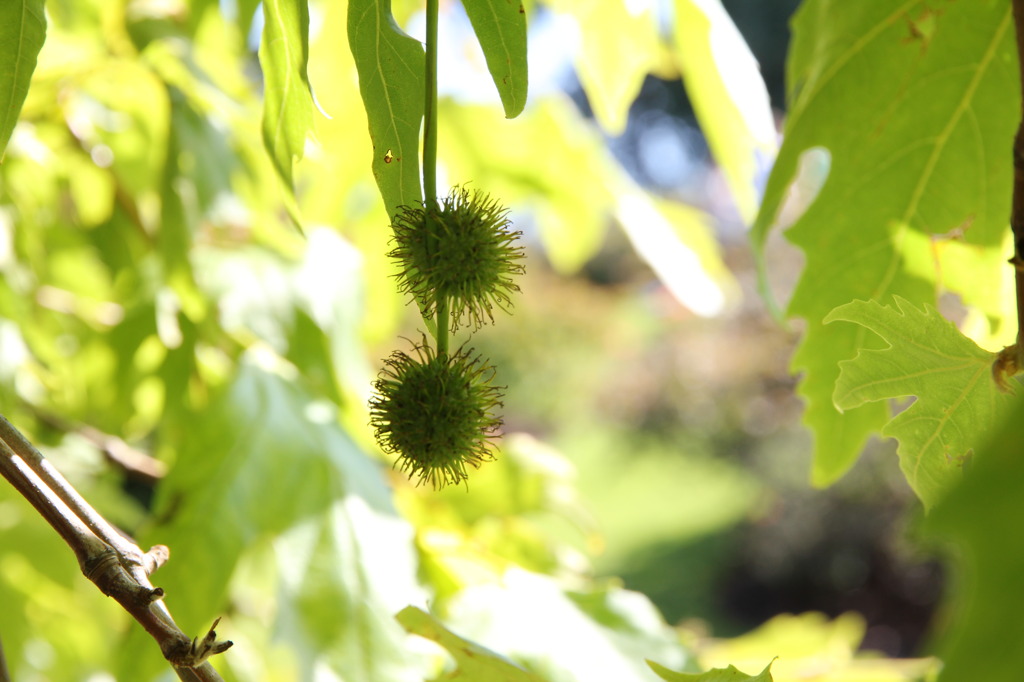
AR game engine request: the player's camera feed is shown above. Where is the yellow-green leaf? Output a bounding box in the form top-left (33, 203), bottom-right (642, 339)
top-left (750, 1), bottom-right (1017, 487)
top-left (397, 606), bottom-right (546, 682)
top-left (826, 296), bottom-right (1014, 508)
top-left (259, 0), bottom-right (313, 187)
top-left (648, 660), bottom-right (773, 682)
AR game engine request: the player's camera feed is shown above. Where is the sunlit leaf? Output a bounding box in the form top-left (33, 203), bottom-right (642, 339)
top-left (555, 0), bottom-right (659, 134)
top-left (648, 661), bottom-right (772, 682)
top-left (688, 611), bottom-right (938, 681)
top-left (462, 0), bottom-right (528, 118)
top-left (271, 496), bottom-right (423, 681)
top-left (0, 0), bottom-right (46, 156)
top-left (397, 606), bottom-right (545, 682)
top-left (259, 0), bottom-right (313, 187)
top-left (825, 296), bottom-right (1013, 508)
top-left (348, 0), bottom-right (425, 217)
top-left (749, 1), bottom-right (1017, 486)
top-left (672, 0), bottom-right (776, 222)
top-left (441, 569), bottom-right (689, 681)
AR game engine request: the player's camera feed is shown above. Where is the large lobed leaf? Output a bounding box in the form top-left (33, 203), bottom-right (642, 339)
top-left (750, 1), bottom-right (1017, 486)
top-left (348, 0), bottom-right (425, 218)
top-left (825, 297), bottom-right (1013, 508)
top-left (462, 0), bottom-right (528, 119)
top-left (259, 0), bottom-right (314, 187)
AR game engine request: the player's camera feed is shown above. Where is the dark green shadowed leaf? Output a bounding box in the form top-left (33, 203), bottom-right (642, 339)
top-left (259, 0), bottom-right (313, 187)
top-left (748, 1), bottom-right (1017, 487)
top-left (926, 396), bottom-right (1024, 682)
top-left (462, 0), bottom-right (528, 118)
top-left (348, 0), bottom-right (425, 218)
top-left (0, 0), bottom-right (46, 156)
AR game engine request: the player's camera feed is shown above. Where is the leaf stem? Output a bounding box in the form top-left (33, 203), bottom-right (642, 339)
top-left (423, 0), bottom-right (448, 355)
top-left (424, 0), bottom-right (439, 209)
top-left (436, 298), bottom-right (450, 356)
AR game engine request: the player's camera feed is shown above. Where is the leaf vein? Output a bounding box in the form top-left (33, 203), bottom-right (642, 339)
top-left (788, 0), bottom-right (918, 128)
top-left (909, 361), bottom-right (988, 484)
top-left (900, 9), bottom-right (1011, 225)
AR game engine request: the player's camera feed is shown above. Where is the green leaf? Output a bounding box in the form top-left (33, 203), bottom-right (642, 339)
top-left (672, 0), bottom-right (776, 222)
top-left (750, 1), bottom-right (1017, 486)
top-left (462, 0), bottom-right (528, 119)
top-left (259, 0), bottom-right (313, 187)
top-left (648, 661), bottom-right (773, 682)
top-left (0, 0), bottom-right (46, 157)
top-left (825, 296), bottom-right (1013, 507)
top-left (348, 0), bottom-right (425, 218)
top-left (397, 606), bottom-right (546, 682)
top-left (925, 396), bottom-right (1024, 682)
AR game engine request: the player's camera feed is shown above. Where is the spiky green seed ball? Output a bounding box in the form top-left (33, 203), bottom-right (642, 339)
top-left (369, 342), bottom-right (503, 489)
top-left (389, 187), bottom-right (525, 332)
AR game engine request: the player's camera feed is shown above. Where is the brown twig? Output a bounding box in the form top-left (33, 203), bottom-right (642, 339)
top-left (994, 0), bottom-right (1024, 389)
top-left (0, 634), bottom-right (10, 682)
top-left (0, 415), bottom-right (231, 679)
top-left (81, 425), bottom-right (168, 484)
top-left (30, 409), bottom-right (167, 484)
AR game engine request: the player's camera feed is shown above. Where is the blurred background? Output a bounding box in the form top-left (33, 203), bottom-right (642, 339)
top-left (362, 0), bottom-right (949, 663)
top-left (425, 0), bottom-right (944, 659)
